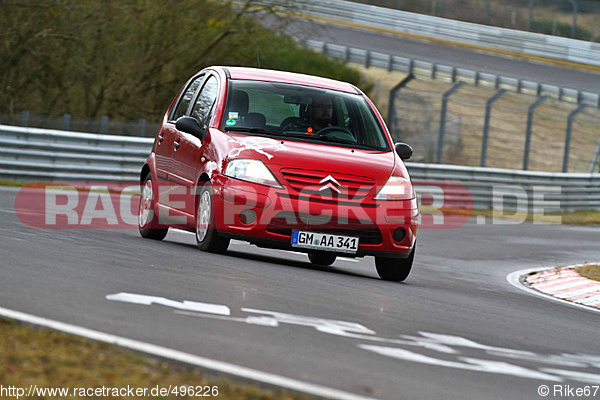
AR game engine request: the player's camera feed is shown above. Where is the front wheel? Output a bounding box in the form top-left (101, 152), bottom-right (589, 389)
top-left (375, 246), bottom-right (415, 282)
top-left (138, 173), bottom-right (168, 240)
top-left (196, 183), bottom-right (230, 254)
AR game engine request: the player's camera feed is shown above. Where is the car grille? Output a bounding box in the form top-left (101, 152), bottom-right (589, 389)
top-left (266, 211), bottom-right (383, 245)
top-left (280, 168), bottom-right (375, 200)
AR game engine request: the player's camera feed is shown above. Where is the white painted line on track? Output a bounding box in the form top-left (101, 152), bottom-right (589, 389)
top-left (506, 268), bottom-right (600, 315)
top-left (0, 306), bottom-right (378, 400)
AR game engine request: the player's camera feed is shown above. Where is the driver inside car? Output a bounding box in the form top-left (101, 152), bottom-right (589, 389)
top-left (306, 94), bottom-right (334, 134)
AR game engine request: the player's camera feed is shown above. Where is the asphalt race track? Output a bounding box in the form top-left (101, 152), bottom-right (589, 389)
top-left (2, 185), bottom-right (599, 400)
top-left (277, 16), bottom-right (600, 94)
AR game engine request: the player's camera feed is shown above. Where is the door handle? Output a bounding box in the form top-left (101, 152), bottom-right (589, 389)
top-left (173, 141), bottom-right (180, 148)
top-left (158, 135), bottom-right (163, 142)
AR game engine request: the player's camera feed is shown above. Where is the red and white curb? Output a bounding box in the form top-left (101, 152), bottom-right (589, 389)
top-left (507, 264), bottom-right (600, 314)
top-left (522, 263), bottom-right (600, 310)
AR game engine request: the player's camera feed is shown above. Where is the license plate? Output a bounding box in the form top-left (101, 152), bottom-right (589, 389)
top-left (291, 230), bottom-right (359, 254)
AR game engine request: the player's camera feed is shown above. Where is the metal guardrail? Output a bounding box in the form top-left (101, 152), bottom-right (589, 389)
top-left (0, 125), bottom-right (152, 181)
top-left (408, 163), bottom-right (600, 212)
top-left (2, 125), bottom-right (599, 212)
top-left (304, 39), bottom-right (600, 107)
top-left (295, 0), bottom-right (600, 67)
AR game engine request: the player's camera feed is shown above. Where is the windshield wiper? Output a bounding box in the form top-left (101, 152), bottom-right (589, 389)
top-left (312, 135), bottom-right (357, 145)
top-left (224, 127), bottom-right (283, 136)
top-left (285, 132), bottom-right (374, 150)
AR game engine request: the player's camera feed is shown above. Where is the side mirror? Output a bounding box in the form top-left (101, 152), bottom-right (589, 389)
top-left (175, 116), bottom-right (206, 140)
top-left (394, 142), bottom-right (413, 160)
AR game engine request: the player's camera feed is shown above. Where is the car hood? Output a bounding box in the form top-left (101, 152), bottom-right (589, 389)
top-left (225, 133), bottom-right (399, 183)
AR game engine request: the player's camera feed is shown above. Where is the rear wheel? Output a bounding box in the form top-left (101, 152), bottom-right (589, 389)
top-left (375, 246), bottom-right (415, 282)
top-left (196, 183), bottom-right (230, 254)
top-left (308, 252), bottom-right (337, 266)
top-left (138, 173), bottom-right (168, 240)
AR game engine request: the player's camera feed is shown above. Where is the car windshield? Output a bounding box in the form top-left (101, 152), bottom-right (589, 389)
top-left (220, 80), bottom-right (390, 151)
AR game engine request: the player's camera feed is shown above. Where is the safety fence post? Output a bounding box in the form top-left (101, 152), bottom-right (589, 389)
top-left (481, 89), bottom-right (508, 167)
top-left (563, 104), bottom-right (587, 172)
top-left (386, 74), bottom-right (415, 142)
top-left (437, 82), bottom-right (465, 164)
top-left (523, 96), bottom-right (549, 170)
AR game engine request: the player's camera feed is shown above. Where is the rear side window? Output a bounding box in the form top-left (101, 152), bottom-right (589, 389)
top-left (170, 76), bottom-right (204, 122)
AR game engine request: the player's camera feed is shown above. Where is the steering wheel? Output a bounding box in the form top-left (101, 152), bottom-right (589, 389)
top-left (281, 117), bottom-right (307, 133)
top-left (316, 126), bottom-right (355, 140)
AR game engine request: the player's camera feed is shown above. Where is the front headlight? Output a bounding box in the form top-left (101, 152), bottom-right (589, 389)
top-left (225, 159), bottom-right (283, 188)
top-left (374, 176), bottom-right (415, 201)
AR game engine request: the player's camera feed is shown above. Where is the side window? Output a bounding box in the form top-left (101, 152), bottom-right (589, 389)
top-left (170, 75), bottom-right (204, 122)
top-left (191, 75), bottom-right (218, 129)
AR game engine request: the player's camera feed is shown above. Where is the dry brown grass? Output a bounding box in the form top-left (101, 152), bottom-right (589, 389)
top-left (0, 317), bottom-right (315, 400)
top-left (577, 264), bottom-right (600, 282)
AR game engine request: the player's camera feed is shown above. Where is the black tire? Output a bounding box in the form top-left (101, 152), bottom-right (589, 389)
top-left (375, 246), bottom-right (415, 282)
top-left (195, 183), bottom-right (230, 254)
top-left (308, 252), bottom-right (337, 266)
top-left (138, 173), bottom-right (168, 240)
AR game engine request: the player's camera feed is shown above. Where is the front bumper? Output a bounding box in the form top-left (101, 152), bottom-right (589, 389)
top-left (212, 175), bottom-right (419, 258)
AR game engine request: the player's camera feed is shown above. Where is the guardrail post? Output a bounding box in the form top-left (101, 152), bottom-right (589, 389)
top-left (387, 54), bottom-right (393, 72)
top-left (437, 81), bottom-right (465, 164)
top-left (387, 74), bottom-right (415, 141)
top-left (21, 111), bottom-right (29, 127)
top-left (408, 59), bottom-right (414, 75)
top-left (138, 119), bottom-right (146, 137)
top-left (431, 63), bottom-right (437, 80)
top-left (62, 114), bottom-right (71, 131)
top-left (517, 79), bottom-right (523, 93)
top-left (523, 96), bottom-right (549, 170)
top-left (344, 46), bottom-right (350, 64)
top-left (364, 50), bottom-right (371, 68)
top-left (563, 103), bottom-right (587, 172)
top-left (474, 71), bottom-right (480, 86)
top-left (494, 75), bottom-right (500, 90)
top-left (101, 116), bottom-right (109, 134)
top-left (451, 67), bottom-right (457, 82)
top-left (481, 89), bottom-right (508, 167)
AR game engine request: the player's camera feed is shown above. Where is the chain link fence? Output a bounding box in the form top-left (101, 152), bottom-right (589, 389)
top-left (389, 79), bottom-right (600, 173)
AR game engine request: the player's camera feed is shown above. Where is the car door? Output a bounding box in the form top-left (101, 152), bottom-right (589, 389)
top-left (169, 74), bottom-right (219, 217)
top-left (158, 74), bottom-right (205, 211)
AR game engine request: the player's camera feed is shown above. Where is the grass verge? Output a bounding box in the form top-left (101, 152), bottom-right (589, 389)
top-left (419, 205), bottom-right (600, 225)
top-left (0, 317), bottom-right (315, 400)
top-left (577, 264), bottom-right (600, 283)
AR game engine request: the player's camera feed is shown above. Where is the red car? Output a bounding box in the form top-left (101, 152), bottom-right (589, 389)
top-left (138, 66), bottom-right (419, 281)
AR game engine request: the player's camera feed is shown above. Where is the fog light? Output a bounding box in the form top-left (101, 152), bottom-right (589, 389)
top-left (239, 209), bottom-right (257, 225)
top-left (393, 227), bottom-right (406, 243)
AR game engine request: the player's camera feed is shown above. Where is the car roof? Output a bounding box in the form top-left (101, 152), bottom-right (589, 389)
top-left (221, 66), bottom-right (360, 94)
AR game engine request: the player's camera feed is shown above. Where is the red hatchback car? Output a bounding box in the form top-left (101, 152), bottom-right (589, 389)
top-left (139, 66), bottom-right (419, 281)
